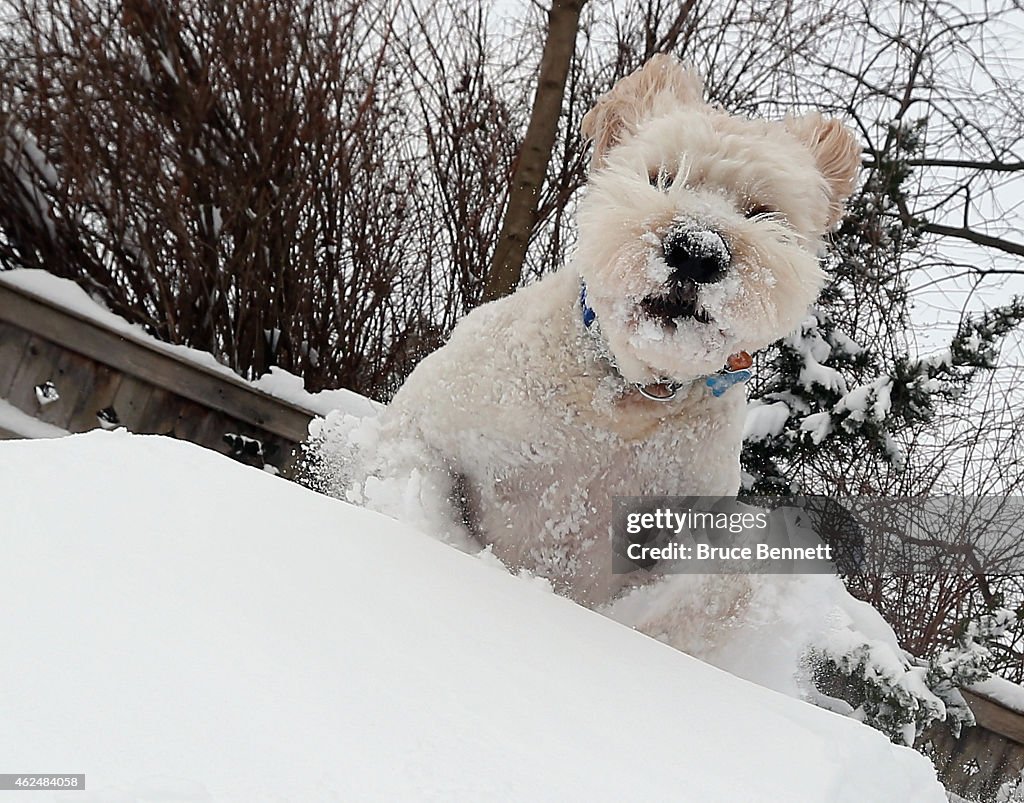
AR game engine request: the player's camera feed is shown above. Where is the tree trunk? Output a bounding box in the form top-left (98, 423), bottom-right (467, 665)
top-left (481, 0), bottom-right (586, 303)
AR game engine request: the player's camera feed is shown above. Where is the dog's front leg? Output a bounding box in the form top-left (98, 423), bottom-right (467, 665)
top-left (358, 429), bottom-right (479, 554)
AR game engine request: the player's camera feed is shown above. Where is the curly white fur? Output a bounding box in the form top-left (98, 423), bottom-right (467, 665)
top-left (348, 55), bottom-right (861, 613)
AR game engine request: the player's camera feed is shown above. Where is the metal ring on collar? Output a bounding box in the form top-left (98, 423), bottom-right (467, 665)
top-left (635, 383), bottom-right (679, 402)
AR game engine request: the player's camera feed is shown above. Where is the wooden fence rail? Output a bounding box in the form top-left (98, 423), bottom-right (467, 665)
top-left (0, 279), bottom-right (316, 475)
top-left (921, 688), bottom-right (1024, 801)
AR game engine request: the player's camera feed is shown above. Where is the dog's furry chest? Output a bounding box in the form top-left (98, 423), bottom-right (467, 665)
top-left (462, 388), bottom-right (745, 605)
top-left (377, 270), bottom-right (749, 605)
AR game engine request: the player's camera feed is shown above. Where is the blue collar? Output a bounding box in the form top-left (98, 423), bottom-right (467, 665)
top-left (579, 281), bottom-right (752, 400)
top-left (580, 283), bottom-right (597, 329)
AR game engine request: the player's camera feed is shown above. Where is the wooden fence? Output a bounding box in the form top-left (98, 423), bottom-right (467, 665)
top-left (0, 279), bottom-right (316, 475)
top-left (920, 688), bottom-right (1024, 801)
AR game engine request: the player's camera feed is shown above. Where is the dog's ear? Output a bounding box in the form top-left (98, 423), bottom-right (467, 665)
top-left (785, 113), bottom-right (862, 229)
top-left (581, 54), bottom-right (704, 169)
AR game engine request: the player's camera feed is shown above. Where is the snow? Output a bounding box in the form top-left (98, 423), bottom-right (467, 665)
top-left (836, 377), bottom-right (894, 424)
top-left (743, 400), bottom-right (791, 441)
top-left (918, 349), bottom-right (954, 371)
top-left (0, 431), bottom-right (946, 802)
top-left (601, 559), bottom-right (930, 724)
top-left (787, 317), bottom-right (848, 395)
top-left (800, 410), bottom-right (834, 444)
top-left (0, 270), bottom-right (379, 419)
top-left (828, 328), bottom-right (864, 358)
top-left (970, 675), bottom-right (1024, 715)
top-left (688, 228), bottom-right (731, 263)
top-left (0, 398), bottom-right (68, 439)
top-left (251, 365), bottom-right (379, 418)
top-left (799, 357), bottom-right (846, 394)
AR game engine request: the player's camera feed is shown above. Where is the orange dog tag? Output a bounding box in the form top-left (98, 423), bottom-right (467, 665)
top-left (727, 351), bottom-right (752, 371)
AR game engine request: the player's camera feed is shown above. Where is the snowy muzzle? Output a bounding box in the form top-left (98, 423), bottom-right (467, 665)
top-left (640, 228), bottom-right (730, 326)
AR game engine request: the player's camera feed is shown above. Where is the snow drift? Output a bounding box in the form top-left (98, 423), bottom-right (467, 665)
top-left (0, 432), bottom-right (944, 801)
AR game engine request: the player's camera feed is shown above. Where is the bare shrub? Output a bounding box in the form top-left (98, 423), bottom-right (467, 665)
top-left (0, 0), bottom-right (511, 398)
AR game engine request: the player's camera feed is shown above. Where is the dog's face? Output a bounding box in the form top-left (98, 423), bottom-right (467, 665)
top-left (575, 55), bottom-right (861, 385)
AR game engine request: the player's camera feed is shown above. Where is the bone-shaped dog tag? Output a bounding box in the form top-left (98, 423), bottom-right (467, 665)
top-left (706, 369), bottom-right (752, 397)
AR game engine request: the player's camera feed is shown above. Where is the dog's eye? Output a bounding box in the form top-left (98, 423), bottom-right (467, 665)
top-left (745, 204), bottom-right (776, 219)
top-left (649, 168), bottom-right (675, 190)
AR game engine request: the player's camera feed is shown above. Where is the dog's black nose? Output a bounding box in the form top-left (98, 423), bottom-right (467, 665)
top-left (663, 230), bottom-right (729, 285)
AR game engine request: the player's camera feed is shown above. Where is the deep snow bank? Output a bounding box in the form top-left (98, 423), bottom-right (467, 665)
top-left (0, 432), bottom-right (944, 802)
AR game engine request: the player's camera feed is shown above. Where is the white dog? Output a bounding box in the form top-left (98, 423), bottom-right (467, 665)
top-left (349, 55), bottom-right (860, 610)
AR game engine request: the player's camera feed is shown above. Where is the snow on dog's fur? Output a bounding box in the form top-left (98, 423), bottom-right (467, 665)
top-left (342, 56), bottom-right (860, 617)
